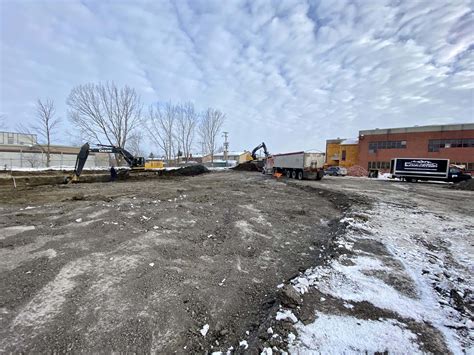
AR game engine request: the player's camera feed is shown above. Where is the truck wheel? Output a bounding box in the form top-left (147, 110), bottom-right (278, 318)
top-left (297, 171), bottom-right (303, 180)
top-left (291, 170), bottom-right (297, 179)
top-left (286, 170), bottom-right (291, 178)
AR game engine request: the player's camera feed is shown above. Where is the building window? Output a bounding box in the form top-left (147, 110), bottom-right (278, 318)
top-left (368, 161), bottom-right (390, 170)
top-left (341, 150), bottom-right (346, 161)
top-left (368, 140), bottom-right (407, 153)
top-left (428, 138), bottom-right (474, 152)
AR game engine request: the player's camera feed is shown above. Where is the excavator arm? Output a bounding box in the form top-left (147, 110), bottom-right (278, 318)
top-left (251, 142), bottom-right (269, 160)
top-left (73, 143), bottom-right (145, 178)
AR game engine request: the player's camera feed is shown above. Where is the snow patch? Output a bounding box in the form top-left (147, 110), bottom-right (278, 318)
top-left (289, 201), bottom-right (472, 353)
top-left (200, 324), bottom-right (209, 337)
top-left (239, 340), bottom-right (248, 349)
top-left (290, 313), bottom-right (421, 353)
top-left (276, 309), bottom-right (298, 323)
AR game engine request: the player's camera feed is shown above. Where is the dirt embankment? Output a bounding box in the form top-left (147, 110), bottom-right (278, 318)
top-left (0, 165), bottom-right (209, 188)
top-left (449, 178), bottom-right (474, 191)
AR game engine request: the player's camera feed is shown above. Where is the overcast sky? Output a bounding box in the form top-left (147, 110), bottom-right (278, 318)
top-left (1, 0), bottom-right (473, 154)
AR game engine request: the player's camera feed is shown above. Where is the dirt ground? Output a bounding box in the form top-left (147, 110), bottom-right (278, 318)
top-left (1, 171), bottom-right (472, 353)
top-left (0, 171), bottom-right (344, 353)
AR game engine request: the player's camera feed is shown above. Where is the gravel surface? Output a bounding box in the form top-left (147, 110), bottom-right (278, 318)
top-left (1, 172), bottom-right (472, 353)
top-left (0, 171), bottom-right (341, 352)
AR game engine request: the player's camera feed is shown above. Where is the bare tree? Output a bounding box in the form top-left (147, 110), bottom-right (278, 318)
top-left (17, 99), bottom-right (60, 167)
top-left (24, 152), bottom-right (42, 168)
top-left (0, 114), bottom-right (6, 129)
top-left (33, 99), bottom-right (60, 167)
top-left (127, 131), bottom-right (144, 157)
top-left (199, 108), bottom-right (225, 163)
top-left (147, 102), bottom-right (178, 163)
top-left (67, 82), bottom-right (142, 150)
top-left (175, 102), bottom-right (198, 162)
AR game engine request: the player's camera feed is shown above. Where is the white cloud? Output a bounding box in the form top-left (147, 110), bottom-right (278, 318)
top-left (0, 0), bottom-right (473, 153)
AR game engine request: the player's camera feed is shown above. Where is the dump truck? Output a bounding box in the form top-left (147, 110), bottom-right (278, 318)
top-left (390, 158), bottom-right (472, 183)
top-left (267, 151), bottom-right (324, 180)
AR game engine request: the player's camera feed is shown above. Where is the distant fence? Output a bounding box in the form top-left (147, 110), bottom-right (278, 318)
top-left (0, 151), bottom-right (110, 170)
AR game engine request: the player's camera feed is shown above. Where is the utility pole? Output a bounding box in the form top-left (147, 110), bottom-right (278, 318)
top-left (222, 132), bottom-right (229, 166)
top-left (198, 141), bottom-right (205, 156)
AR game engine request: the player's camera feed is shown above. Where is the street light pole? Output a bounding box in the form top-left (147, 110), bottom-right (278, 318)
top-left (223, 132), bottom-right (229, 166)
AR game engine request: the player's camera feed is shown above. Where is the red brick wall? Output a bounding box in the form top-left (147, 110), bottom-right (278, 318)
top-left (358, 129), bottom-right (474, 172)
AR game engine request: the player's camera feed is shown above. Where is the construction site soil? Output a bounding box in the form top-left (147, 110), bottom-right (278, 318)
top-left (1, 171), bottom-right (472, 353)
top-left (0, 165), bottom-right (210, 188)
top-left (0, 170), bottom-right (350, 352)
top-left (449, 178), bottom-right (474, 191)
top-left (232, 161), bottom-right (260, 171)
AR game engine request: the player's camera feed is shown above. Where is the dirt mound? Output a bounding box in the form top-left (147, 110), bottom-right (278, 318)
top-left (163, 164), bottom-right (209, 176)
top-left (450, 178), bottom-right (474, 191)
top-left (232, 161), bottom-right (260, 171)
top-left (346, 165), bottom-right (368, 177)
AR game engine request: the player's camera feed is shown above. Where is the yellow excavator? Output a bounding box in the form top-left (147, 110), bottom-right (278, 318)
top-left (233, 142), bottom-right (270, 171)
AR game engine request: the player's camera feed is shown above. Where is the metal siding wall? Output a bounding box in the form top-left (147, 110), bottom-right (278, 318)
top-left (0, 151), bottom-right (110, 169)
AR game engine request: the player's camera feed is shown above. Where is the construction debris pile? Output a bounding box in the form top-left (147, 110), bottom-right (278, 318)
top-left (346, 165), bottom-right (368, 177)
top-left (232, 161), bottom-right (260, 171)
top-left (162, 165), bottom-right (209, 176)
top-left (450, 178), bottom-right (474, 191)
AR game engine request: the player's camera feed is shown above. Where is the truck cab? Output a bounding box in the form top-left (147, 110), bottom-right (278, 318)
top-left (448, 166), bottom-right (472, 183)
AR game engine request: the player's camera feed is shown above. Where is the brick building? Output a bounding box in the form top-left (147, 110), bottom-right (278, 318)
top-left (358, 123), bottom-right (474, 172)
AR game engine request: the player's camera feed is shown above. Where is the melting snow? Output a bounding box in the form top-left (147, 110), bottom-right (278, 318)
top-left (288, 201), bottom-right (472, 353)
top-left (276, 309), bottom-right (298, 323)
top-left (239, 340), bottom-right (248, 349)
top-left (290, 313), bottom-right (421, 353)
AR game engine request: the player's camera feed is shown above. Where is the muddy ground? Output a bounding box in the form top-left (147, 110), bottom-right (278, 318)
top-left (0, 171), bottom-right (348, 353)
top-left (1, 171), bottom-right (472, 353)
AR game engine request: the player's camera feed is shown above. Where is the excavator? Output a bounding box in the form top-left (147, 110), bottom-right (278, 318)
top-left (233, 142), bottom-right (270, 171)
top-left (251, 142), bottom-right (269, 160)
top-left (70, 143), bottom-right (145, 182)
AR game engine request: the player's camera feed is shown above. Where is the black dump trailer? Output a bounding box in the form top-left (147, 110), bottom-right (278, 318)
top-left (390, 158), bottom-right (471, 183)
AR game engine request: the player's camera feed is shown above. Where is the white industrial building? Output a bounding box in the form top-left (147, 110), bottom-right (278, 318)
top-left (0, 131), bottom-right (110, 170)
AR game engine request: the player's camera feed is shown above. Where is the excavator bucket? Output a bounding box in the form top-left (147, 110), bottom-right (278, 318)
top-left (73, 143), bottom-right (90, 178)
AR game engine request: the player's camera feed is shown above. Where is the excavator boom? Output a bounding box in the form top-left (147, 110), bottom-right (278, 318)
top-left (73, 143), bottom-right (145, 178)
top-left (251, 142), bottom-right (269, 160)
